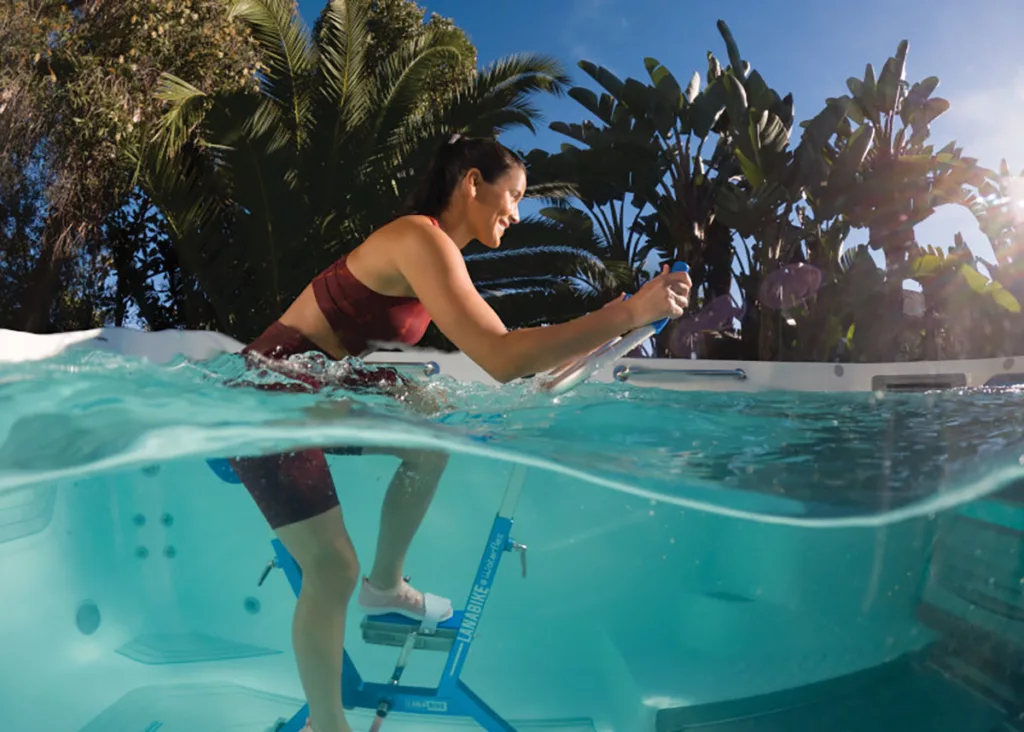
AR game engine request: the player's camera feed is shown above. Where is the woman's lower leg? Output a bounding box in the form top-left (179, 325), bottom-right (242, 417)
top-left (276, 509), bottom-right (360, 732)
top-left (291, 576), bottom-right (354, 732)
top-left (367, 450), bottom-right (449, 590)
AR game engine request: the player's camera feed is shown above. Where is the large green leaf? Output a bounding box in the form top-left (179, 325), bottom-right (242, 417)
top-left (716, 20), bottom-right (744, 76)
top-left (991, 283), bottom-right (1022, 313)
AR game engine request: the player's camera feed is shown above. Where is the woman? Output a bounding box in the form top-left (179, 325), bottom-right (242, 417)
top-left (230, 135), bottom-right (692, 732)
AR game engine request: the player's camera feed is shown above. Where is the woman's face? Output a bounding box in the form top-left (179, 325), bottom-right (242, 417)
top-left (468, 165), bottom-right (526, 248)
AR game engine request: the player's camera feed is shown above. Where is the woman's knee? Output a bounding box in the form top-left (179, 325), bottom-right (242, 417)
top-left (400, 448), bottom-right (450, 472)
top-left (361, 447), bottom-right (450, 476)
top-left (300, 536), bottom-right (361, 596)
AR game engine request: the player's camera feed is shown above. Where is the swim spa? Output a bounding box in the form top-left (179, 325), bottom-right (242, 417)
top-left (0, 327), bottom-right (1021, 731)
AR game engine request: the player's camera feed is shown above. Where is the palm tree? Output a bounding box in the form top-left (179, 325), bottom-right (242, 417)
top-left (140, 0), bottom-right (571, 340)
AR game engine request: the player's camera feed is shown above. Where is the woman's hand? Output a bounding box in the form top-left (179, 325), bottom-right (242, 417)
top-left (623, 265), bottom-right (691, 329)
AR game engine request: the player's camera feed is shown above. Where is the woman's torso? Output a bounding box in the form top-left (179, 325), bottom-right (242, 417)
top-left (266, 216), bottom-right (437, 360)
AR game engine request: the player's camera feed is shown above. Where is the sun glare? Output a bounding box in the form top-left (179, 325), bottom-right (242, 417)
top-left (1006, 177), bottom-right (1024, 215)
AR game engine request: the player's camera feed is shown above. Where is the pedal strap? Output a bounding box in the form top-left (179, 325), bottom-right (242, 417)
top-left (420, 593), bottom-right (450, 633)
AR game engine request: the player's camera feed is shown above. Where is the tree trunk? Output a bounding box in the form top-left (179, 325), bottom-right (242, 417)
top-left (868, 220), bottom-right (916, 361)
top-left (18, 234), bottom-right (66, 333)
top-left (758, 306), bottom-right (778, 361)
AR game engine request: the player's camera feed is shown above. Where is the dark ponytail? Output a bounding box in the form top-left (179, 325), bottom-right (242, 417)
top-left (403, 134), bottom-right (525, 218)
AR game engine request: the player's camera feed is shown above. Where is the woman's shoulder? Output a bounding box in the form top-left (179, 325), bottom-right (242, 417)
top-left (385, 213), bottom-right (441, 232)
top-left (372, 213), bottom-right (453, 255)
top-left (347, 214), bottom-right (460, 283)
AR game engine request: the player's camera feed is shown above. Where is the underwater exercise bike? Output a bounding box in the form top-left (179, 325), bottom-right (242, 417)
top-left (207, 264), bottom-right (689, 731)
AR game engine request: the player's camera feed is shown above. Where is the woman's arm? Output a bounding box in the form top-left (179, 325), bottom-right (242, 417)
top-left (543, 294), bottom-right (632, 374)
top-left (394, 221), bottom-right (690, 383)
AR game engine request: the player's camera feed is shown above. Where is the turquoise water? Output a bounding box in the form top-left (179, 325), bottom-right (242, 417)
top-left (1, 347), bottom-right (1023, 731)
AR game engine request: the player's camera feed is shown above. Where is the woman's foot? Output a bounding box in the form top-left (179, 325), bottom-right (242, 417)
top-left (356, 577), bottom-right (453, 624)
top-left (301, 718), bottom-right (352, 732)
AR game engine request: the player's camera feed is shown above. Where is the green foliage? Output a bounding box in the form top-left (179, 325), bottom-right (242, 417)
top-left (528, 21), bottom-right (1023, 362)
top-left (0, 0), bottom-right (261, 331)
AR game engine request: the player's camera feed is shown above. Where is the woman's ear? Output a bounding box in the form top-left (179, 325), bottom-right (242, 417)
top-left (464, 168), bottom-right (483, 197)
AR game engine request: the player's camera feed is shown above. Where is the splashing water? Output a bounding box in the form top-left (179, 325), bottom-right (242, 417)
top-left (2, 347), bottom-right (1023, 528)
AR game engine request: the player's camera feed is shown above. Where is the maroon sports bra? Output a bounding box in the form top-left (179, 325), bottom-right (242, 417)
top-left (310, 216), bottom-right (435, 356)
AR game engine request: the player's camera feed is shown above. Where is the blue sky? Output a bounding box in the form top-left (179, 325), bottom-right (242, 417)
top-left (298, 0), bottom-right (1024, 267)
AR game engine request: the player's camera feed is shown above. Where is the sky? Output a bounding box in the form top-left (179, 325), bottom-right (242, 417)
top-left (297, 0), bottom-right (1024, 270)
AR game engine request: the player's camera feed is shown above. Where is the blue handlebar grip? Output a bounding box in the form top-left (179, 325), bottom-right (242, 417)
top-left (650, 262), bottom-right (689, 334)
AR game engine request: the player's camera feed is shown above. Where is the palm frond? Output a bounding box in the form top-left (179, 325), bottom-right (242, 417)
top-left (465, 233), bottom-right (626, 304)
top-left (243, 96), bottom-right (290, 153)
top-left (229, 0), bottom-right (314, 148)
top-left (150, 73), bottom-right (209, 160)
top-left (523, 182), bottom-right (581, 202)
top-left (369, 27), bottom-right (468, 157)
top-left (313, 0), bottom-right (371, 131)
top-left (418, 53), bottom-right (571, 140)
top-left (494, 213), bottom-right (609, 257)
top-left (466, 243), bottom-right (608, 275)
top-left (474, 53), bottom-right (572, 108)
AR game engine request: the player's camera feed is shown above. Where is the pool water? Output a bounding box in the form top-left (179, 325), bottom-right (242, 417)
top-left (1, 347), bottom-right (1022, 731)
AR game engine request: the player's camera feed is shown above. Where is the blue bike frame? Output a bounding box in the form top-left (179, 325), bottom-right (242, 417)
top-left (269, 463), bottom-right (529, 732)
